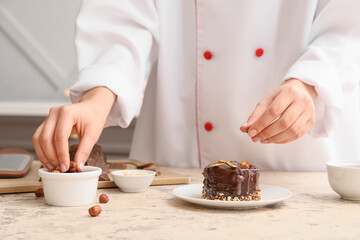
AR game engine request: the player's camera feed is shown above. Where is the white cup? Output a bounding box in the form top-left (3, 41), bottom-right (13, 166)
top-left (326, 161), bottom-right (360, 200)
top-left (38, 166), bottom-right (102, 206)
top-left (111, 169), bottom-right (155, 193)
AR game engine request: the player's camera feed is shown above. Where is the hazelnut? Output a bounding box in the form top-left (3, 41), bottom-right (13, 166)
top-left (99, 194), bottom-right (109, 204)
top-left (240, 161), bottom-right (248, 166)
top-left (34, 188), bottom-right (44, 197)
top-left (51, 170), bottom-right (60, 173)
top-left (68, 161), bottom-right (77, 173)
top-left (240, 161), bottom-right (250, 168)
top-left (89, 205), bottom-right (101, 217)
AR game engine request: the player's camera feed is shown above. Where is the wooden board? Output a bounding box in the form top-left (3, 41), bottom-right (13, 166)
top-left (0, 160), bottom-right (191, 194)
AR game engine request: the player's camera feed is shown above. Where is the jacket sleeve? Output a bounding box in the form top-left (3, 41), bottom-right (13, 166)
top-left (70, 0), bottom-right (159, 128)
top-left (283, 0), bottom-right (360, 137)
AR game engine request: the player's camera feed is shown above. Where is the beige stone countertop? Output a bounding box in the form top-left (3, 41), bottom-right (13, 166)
top-left (1, 168), bottom-right (359, 240)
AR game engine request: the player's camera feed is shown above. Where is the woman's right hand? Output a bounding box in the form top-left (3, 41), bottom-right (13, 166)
top-left (32, 87), bottom-right (117, 172)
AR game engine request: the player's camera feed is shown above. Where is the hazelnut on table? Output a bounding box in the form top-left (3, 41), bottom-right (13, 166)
top-left (34, 188), bottom-right (44, 197)
top-left (89, 205), bottom-right (102, 217)
top-left (99, 194), bottom-right (109, 203)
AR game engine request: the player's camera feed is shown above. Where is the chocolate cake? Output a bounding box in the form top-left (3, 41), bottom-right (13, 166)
top-left (202, 160), bottom-right (261, 201)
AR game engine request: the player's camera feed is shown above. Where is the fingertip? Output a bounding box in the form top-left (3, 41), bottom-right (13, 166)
top-left (46, 163), bottom-right (54, 171)
top-left (240, 123), bottom-right (248, 131)
top-left (240, 121), bottom-right (253, 133)
top-left (60, 163), bottom-right (67, 173)
top-left (77, 161), bottom-right (84, 172)
top-left (57, 152), bottom-right (70, 173)
top-left (74, 152), bottom-right (87, 172)
top-left (242, 122), bottom-right (249, 127)
top-left (248, 129), bottom-right (258, 138)
top-left (240, 127), bottom-right (248, 133)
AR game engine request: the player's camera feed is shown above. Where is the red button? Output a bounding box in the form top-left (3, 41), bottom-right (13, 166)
top-left (255, 48), bottom-right (264, 57)
top-left (203, 51), bottom-right (213, 60)
top-left (204, 122), bottom-right (213, 131)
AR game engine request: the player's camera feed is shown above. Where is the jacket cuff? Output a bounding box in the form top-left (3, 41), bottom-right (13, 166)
top-left (70, 64), bottom-right (141, 128)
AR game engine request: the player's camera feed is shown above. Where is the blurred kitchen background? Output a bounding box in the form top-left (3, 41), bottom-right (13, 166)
top-left (0, 0), bottom-right (133, 157)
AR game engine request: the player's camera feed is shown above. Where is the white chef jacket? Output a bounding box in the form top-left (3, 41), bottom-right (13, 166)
top-left (70, 0), bottom-right (360, 171)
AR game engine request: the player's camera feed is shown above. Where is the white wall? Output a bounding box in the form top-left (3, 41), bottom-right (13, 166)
top-left (0, 0), bottom-right (81, 102)
top-left (0, 1), bottom-right (133, 155)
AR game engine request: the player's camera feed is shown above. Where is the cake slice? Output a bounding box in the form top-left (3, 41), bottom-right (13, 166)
top-left (202, 160), bottom-right (261, 201)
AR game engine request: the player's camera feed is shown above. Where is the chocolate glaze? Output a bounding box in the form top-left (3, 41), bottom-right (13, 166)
top-left (203, 161), bottom-right (259, 198)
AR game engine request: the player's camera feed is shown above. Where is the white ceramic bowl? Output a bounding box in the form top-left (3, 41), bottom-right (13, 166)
top-left (38, 166), bottom-right (102, 206)
top-left (326, 161), bottom-right (360, 200)
top-left (111, 170), bottom-right (155, 193)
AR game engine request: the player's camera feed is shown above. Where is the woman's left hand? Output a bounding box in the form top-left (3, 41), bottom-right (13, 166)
top-left (240, 78), bottom-right (318, 144)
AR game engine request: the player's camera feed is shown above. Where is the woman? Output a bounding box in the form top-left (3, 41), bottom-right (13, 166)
top-left (32, 0), bottom-right (360, 172)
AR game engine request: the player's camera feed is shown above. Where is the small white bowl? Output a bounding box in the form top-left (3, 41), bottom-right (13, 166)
top-left (38, 166), bottom-right (102, 206)
top-left (326, 161), bottom-right (360, 200)
top-left (111, 170), bottom-right (155, 193)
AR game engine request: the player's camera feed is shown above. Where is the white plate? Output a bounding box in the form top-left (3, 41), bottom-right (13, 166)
top-left (173, 183), bottom-right (292, 209)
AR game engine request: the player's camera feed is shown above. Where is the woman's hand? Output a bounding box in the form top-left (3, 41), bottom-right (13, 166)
top-left (240, 79), bottom-right (317, 144)
top-left (32, 87), bottom-right (116, 172)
